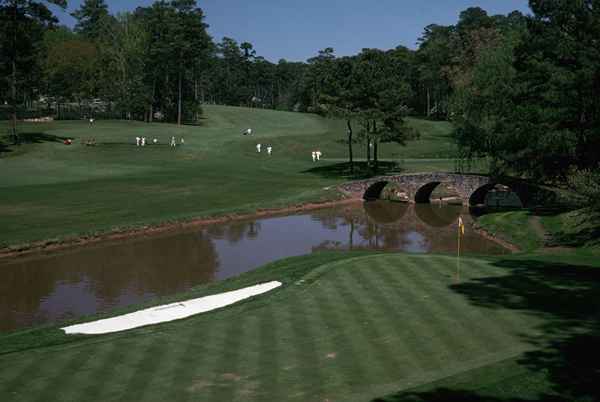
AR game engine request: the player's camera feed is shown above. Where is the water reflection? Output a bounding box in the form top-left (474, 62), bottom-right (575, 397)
top-left (0, 231), bottom-right (218, 332)
top-left (0, 202), bottom-right (508, 332)
top-left (414, 203), bottom-right (462, 227)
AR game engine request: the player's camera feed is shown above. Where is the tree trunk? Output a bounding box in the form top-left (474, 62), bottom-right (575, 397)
top-left (374, 140), bottom-right (379, 173)
top-left (194, 76), bottom-right (199, 122)
top-left (10, 2), bottom-right (18, 144)
top-left (366, 120), bottom-right (372, 166)
top-left (373, 120), bottom-right (379, 173)
top-left (149, 78), bottom-right (156, 123)
top-left (347, 119), bottom-right (354, 174)
top-left (177, 69), bottom-right (183, 126)
top-left (426, 87), bottom-right (431, 117)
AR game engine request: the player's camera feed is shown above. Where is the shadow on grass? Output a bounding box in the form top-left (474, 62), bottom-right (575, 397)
top-left (545, 209), bottom-right (600, 248)
top-left (303, 161), bottom-right (404, 180)
top-left (0, 141), bottom-right (10, 155)
top-left (19, 132), bottom-right (70, 144)
top-left (1, 132), bottom-right (69, 154)
top-left (373, 258), bottom-right (600, 402)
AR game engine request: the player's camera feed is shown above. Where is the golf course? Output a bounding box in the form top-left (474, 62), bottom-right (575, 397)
top-left (0, 105), bottom-right (462, 249)
top-left (1, 249), bottom-right (599, 402)
top-left (1, 105), bottom-right (599, 401)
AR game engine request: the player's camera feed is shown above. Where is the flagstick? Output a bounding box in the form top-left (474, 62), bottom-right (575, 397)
top-left (456, 229), bottom-right (461, 282)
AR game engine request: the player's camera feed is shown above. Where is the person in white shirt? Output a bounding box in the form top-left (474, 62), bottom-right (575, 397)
top-left (180, 138), bottom-right (184, 145)
top-left (136, 136), bottom-right (140, 146)
top-left (267, 146), bottom-right (272, 155)
top-left (170, 136), bottom-right (176, 147)
top-left (316, 150), bottom-right (322, 161)
top-left (141, 137), bottom-right (146, 147)
top-left (153, 138), bottom-right (158, 144)
top-left (256, 143), bottom-right (261, 153)
top-left (312, 151), bottom-right (316, 162)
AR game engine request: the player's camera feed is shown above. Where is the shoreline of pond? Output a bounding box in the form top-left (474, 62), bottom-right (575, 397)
top-left (0, 197), bottom-right (363, 260)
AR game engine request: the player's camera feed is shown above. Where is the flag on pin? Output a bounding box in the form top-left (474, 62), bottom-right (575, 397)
top-left (458, 216), bottom-right (465, 236)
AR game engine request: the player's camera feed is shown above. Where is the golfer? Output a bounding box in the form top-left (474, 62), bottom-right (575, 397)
top-left (256, 143), bottom-right (261, 153)
top-left (267, 146), bottom-right (272, 155)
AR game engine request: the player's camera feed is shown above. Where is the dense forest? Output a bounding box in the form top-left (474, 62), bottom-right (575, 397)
top-left (1, 0), bottom-right (599, 202)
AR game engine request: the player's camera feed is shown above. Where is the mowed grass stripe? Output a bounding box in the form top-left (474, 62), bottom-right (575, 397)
top-left (84, 332), bottom-right (160, 401)
top-left (163, 318), bottom-right (218, 402)
top-left (343, 258), bottom-right (434, 376)
top-left (335, 263), bottom-right (424, 382)
top-left (234, 313), bottom-right (263, 401)
top-left (207, 310), bottom-right (248, 402)
top-left (357, 256), bottom-right (450, 372)
top-left (1, 342), bottom-right (90, 400)
top-left (417, 257), bottom-right (516, 351)
top-left (366, 258), bottom-right (449, 373)
top-left (317, 269), bottom-right (392, 390)
top-left (255, 304), bottom-right (282, 402)
top-left (300, 282), bottom-right (350, 398)
top-left (398, 256), bottom-right (495, 358)
top-left (326, 265), bottom-right (407, 385)
top-left (31, 340), bottom-right (111, 402)
top-left (371, 256), bottom-right (462, 367)
top-left (0, 353), bottom-right (41, 395)
top-left (115, 331), bottom-right (175, 402)
top-left (421, 257), bottom-right (534, 351)
top-left (285, 291), bottom-right (326, 400)
top-left (308, 274), bottom-right (373, 393)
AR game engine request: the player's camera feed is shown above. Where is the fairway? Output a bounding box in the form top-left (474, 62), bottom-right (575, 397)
top-left (1, 252), bottom-right (597, 401)
top-left (0, 106), bottom-right (461, 248)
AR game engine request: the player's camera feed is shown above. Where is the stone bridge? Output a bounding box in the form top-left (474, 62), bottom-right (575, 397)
top-left (338, 172), bottom-right (538, 206)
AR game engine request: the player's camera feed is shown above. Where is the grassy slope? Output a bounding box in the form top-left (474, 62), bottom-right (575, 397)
top-left (0, 107), bottom-right (460, 247)
top-left (476, 211), bottom-right (544, 252)
top-left (0, 251), bottom-right (598, 402)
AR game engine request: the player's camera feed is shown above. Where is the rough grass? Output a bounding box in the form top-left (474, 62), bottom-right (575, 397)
top-left (1, 251), bottom-right (598, 402)
top-left (0, 107), bottom-right (462, 247)
top-left (476, 211), bottom-right (544, 252)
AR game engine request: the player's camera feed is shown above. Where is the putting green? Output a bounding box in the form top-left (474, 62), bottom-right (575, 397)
top-left (3, 252), bottom-right (595, 401)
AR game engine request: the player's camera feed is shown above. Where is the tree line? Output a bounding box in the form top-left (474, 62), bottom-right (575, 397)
top-left (1, 0), bottom-right (599, 193)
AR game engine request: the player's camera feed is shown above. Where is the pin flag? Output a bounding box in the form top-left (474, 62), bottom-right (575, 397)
top-left (456, 216), bottom-right (465, 282)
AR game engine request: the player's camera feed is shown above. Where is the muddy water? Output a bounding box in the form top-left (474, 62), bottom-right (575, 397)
top-left (0, 202), bottom-right (507, 332)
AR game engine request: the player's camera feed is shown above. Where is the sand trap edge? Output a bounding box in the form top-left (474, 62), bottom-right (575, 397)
top-left (62, 281), bottom-right (282, 335)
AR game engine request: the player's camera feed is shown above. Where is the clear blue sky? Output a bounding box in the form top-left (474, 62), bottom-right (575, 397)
top-left (52, 0), bottom-right (531, 62)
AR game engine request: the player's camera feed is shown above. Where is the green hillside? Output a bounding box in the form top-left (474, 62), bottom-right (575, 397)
top-left (0, 106), bottom-right (459, 247)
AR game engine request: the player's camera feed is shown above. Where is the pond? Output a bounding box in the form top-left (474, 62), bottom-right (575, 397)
top-left (0, 201), bottom-right (508, 332)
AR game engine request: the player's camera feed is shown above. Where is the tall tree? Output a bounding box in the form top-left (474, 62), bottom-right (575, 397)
top-left (453, 1), bottom-right (600, 180)
top-left (0, 0), bottom-right (66, 143)
top-left (353, 48), bottom-right (418, 171)
top-left (71, 0), bottom-right (109, 40)
top-left (168, 0), bottom-right (211, 125)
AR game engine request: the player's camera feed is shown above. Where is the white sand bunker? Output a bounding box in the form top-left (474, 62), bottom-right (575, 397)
top-left (62, 281), bottom-right (282, 335)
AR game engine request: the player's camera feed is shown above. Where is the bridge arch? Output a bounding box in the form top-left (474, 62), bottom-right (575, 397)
top-left (363, 181), bottom-right (389, 200)
top-left (414, 182), bottom-right (441, 203)
top-left (469, 183), bottom-right (524, 207)
top-left (414, 182), bottom-right (463, 204)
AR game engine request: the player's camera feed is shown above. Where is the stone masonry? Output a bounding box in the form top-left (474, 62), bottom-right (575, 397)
top-left (338, 173), bottom-right (494, 205)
